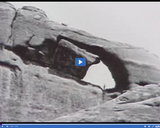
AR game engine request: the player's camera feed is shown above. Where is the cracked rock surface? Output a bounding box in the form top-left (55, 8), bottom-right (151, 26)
top-left (0, 2), bottom-right (16, 45)
top-left (0, 2), bottom-right (160, 122)
top-left (51, 85), bottom-right (160, 122)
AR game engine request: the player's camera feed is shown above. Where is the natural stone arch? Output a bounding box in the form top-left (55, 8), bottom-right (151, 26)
top-left (56, 37), bottom-right (130, 92)
top-left (100, 49), bottom-right (130, 92)
top-left (7, 3), bottom-right (160, 94)
top-left (57, 36), bottom-right (160, 93)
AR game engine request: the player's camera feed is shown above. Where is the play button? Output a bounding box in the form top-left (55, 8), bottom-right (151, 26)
top-left (75, 58), bottom-right (86, 66)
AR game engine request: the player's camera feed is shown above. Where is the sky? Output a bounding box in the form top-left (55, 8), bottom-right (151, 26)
top-left (10, 2), bottom-right (160, 89)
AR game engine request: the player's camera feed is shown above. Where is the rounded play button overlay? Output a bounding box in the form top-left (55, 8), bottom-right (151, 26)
top-left (75, 58), bottom-right (86, 66)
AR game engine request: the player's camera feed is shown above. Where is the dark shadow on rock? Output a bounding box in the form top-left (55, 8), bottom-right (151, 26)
top-left (12, 38), bottom-right (57, 67)
top-left (0, 61), bottom-right (21, 71)
top-left (57, 35), bottom-right (130, 93)
top-left (100, 48), bottom-right (130, 93)
top-left (50, 39), bottom-right (100, 79)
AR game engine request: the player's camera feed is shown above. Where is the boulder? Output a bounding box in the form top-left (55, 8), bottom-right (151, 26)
top-left (0, 2), bottom-right (16, 45)
top-left (51, 39), bottom-right (100, 79)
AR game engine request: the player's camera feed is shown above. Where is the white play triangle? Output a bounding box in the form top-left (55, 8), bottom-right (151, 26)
top-left (79, 60), bottom-right (82, 64)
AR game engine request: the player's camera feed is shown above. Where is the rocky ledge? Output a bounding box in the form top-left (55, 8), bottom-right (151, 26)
top-left (0, 2), bottom-right (160, 122)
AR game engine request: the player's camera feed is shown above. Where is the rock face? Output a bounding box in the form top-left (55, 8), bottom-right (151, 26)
top-left (51, 39), bottom-right (100, 79)
top-left (0, 64), bottom-right (102, 122)
top-left (0, 2), bottom-right (16, 45)
top-left (6, 4), bottom-right (160, 91)
top-left (0, 2), bottom-right (160, 122)
top-left (52, 84), bottom-right (160, 122)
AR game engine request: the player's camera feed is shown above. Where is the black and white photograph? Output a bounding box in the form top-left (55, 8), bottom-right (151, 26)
top-left (0, 2), bottom-right (160, 122)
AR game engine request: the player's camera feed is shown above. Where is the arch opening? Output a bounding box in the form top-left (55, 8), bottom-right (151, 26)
top-left (82, 60), bottom-right (116, 90)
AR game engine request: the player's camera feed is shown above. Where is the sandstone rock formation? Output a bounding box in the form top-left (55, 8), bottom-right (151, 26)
top-left (0, 2), bottom-right (160, 122)
top-left (51, 39), bottom-right (100, 79)
top-left (0, 2), bottom-right (16, 46)
top-left (52, 84), bottom-right (160, 122)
